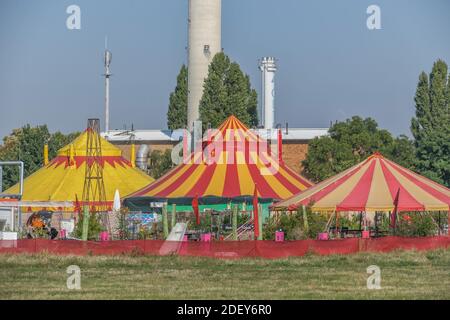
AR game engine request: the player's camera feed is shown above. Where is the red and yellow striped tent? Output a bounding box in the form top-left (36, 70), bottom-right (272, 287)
top-left (4, 130), bottom-right (154, 212)
top-left (272, 152), bottom-right (450, 213)
top-left (126, 116), bottom-right (312, 203)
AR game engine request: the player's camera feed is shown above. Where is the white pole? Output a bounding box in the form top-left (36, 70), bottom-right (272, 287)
top-left (104, 48), bottom-right (112, 133)
top-left (260, 61), bottom-right (265, 127)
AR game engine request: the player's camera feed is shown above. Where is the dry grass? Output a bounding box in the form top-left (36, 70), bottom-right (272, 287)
top-left (1, 249), bottom-right (449, 300)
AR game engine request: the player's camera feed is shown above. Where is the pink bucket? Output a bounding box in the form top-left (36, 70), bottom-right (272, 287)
top-left (100, 231), bottom-right (109, 241)
top-left (275, 231), bottom-right (284, 242)
top-left (59, 229), bottom-right (66, 239)
top-left (318, 232), bottom-right (329, 240)
top-left (202, 233), bottom-right (211, 242)
top-left (362, 231), bottom-right (370, 239)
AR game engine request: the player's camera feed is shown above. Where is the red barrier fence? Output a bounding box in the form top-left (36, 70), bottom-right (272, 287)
top-left (0, 237), bottom-right (449, 259)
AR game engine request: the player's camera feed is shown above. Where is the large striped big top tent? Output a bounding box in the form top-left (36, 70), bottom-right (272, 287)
top-left (3, 131), bottom-right (154, 211)
top-left (272, 152), bottom-right (450, 213)
top-left (126, 116), bottom-right (312, 202)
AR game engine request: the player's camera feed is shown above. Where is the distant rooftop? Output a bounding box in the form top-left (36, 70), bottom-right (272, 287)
top-left (102, 127), bottom-right (329, 143)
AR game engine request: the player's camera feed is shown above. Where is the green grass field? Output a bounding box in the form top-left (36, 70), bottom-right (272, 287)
top-left (1, 249), bottom-right (449, 299)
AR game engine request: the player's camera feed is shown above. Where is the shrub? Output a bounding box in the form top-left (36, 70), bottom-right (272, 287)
top-left (395, 212), bottom-right (439, 237)
top-left (263, 207), bottom-right (328, 240)
top-left (73, 211), bottom-right (103, 240)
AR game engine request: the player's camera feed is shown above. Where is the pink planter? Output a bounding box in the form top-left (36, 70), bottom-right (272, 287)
top-left (100, 231), bottom-right (109, 241)
top-left (202, 233), bottom-right (211, 242)
top-left (318, 232), bottom-right (329, 240)
top-left (362, 231), bottom-right (370, 239)
top-left (59, 229), bottom-right (66, 239)
top-left (275, 231), bottom-right (284, 242)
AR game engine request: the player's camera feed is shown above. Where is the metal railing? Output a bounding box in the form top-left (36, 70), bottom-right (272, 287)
top-left (224, 217), bottom-right (254, 241)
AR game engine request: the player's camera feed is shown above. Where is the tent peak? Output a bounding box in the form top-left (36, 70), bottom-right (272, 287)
top-left (369, 151), bottom-right (384, 159)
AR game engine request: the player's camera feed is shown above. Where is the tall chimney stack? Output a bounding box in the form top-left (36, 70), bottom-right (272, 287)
top-left (187, 0), bottom-right (222, 131)
top-left (259, 57), bottom-right (277, 129)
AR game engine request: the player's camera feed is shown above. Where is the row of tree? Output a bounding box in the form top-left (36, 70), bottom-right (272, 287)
top-left (167, 56), bottom-right (449, 187)
top-left (167, 52), bottom-right (258, 130)
top-left (0, 125), bottom-right (79, 190)
top-left (303, 59), bottom-right (449, 187)
top-left (0, 56), bottom-right (448, 191)
top-left (302, 117), bottom-right (416, 181)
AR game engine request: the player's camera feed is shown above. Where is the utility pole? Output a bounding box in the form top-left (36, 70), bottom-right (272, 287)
top-left (104, 38), bottom-right (112, 133)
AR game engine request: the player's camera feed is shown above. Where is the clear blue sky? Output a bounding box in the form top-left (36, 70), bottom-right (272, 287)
top-left (1, 0), bottom-right (449, 139)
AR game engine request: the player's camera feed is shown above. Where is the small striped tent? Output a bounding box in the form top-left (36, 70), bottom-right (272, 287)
top-left (126, 116), bottom-right (312, 205)
top-left (272, 152), bottom-right (450, 213)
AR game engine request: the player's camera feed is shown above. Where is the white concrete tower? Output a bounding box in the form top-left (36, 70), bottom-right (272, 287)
top-left (187, 0), bottom-right (222, 131)
top-left (259, 57), bottom-right (277, 129)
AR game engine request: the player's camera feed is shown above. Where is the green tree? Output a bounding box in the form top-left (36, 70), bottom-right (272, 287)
top-left (411, 59), bottom-right (450, 187)
top-left (48, 131), bottom-right (80, 158)
top-left (148, 149), bottom-right (174, 179)
top-left (73, 212), bottom-right (103, 240)
top-left (199, 52), bottom-right (258, 129)
top-left (0, 125), bottom-right (80, 190)
top-left (386, 135), bottom-right (416, 170)
top-left (303, 116), bottom-right (415, 182)
top-left (302, 136), bottom-right (355, 182)
top-left (167, 64), bottom-right (188, 130)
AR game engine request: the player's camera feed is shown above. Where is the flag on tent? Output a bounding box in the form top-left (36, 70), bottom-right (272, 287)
top-left (390, 188), bottom-right (401, 230)
top-left (253, 185), bottom-right (259, 239)
top-left (192, 195), bottom-right (200, 225)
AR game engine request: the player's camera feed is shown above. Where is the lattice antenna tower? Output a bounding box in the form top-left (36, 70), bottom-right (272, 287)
top-left (82, 119), bottom-right (109, 229)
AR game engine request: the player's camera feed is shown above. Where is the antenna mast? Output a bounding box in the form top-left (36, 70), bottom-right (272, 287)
top-left (81, 119), bottom-right (109, 240)
top-left (104, 38), bottom-right (112, 133)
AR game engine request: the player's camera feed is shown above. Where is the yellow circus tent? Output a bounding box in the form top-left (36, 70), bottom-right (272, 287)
top-left (3, 131), bottom-right (154, 212)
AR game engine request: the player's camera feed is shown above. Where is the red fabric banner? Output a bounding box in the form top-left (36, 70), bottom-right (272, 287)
top-left (278, 128), bottom-right (283, 164)
top-left (1, 237), bottom-right (449, 259)
top-left (192, 195), bottom-right (200, 225)
top-left (253, 186), bottom-right (259, 238)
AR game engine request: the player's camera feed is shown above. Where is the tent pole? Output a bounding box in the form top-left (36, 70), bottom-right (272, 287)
top-left (359, 211), bottom-right (363, 237)
top-left (171, 204), bottom-right (176, 230)
top-left (302, 205), bottom-right (309, 235)
top-left (162, 204), bottom-right (168, 239)
top-left (232, 205), bottom-right (238, 240)
top-left (325, 213), bottom-right (333, 233)
top-left (394, 211), bottom-right (396, 236)
top-left (390, 211), bottom-right (397, 236)
top-left (448, 211), bottom-right (450, 236)
top-left (335, 211), bottom-right (340, 239)
top-left (81, 205), bottom-right (90, 241)
top-left (375, 212), bottom-right (378, 237)
top-left (257, 204), bottom-right (263, 240)
top-left (438, 211), bottom-right (441, 236)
